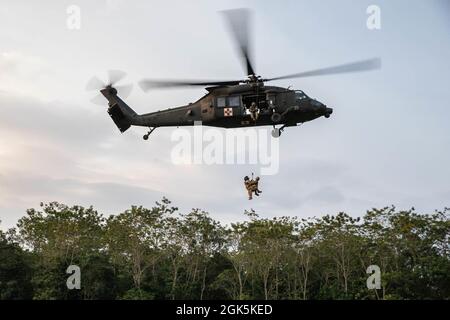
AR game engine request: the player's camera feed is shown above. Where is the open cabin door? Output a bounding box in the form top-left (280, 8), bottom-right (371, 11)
top-left (242, 92), bottom-right (269, 115)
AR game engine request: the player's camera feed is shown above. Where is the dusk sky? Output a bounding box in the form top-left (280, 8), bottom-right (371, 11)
top-left (1, 0), bottom-right (449, 229)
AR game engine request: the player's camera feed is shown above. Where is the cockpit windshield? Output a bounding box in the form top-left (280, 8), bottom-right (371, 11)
top-left (295, 90), bottom-right (308, 101)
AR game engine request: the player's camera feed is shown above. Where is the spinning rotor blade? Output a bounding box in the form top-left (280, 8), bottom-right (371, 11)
top-left (90, 94), bottom-right (107, 105)
top-left (89, 84), bottom-right (133, 105)
top-left (85, 76), bottom-right (106, 91)
top-left (114, 84), bottom-right (133, 99)
top-left (264, 58), bottom-right (381, 82)
top-left (86, 70), bottom-right (128, 91)
top-left (138, 79), bottom-right (242, 91)
top-left (86, 69), bottom-right (132, 105)
top-left (107, 69), bottom-right (127, 86)
top-left (137, 10), bottom-right (380, 94)
top-left (221, 8), bottom-right (255, 76)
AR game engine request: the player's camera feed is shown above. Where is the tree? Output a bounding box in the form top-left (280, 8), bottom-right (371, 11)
top-left (222, 222), bottom-right (250, 300)
top-left (16, 202), bottom-right (105, 265)
top-left (1, 202), bottom-right (449, 300)
top-left (15, 202), bottom-right (106, 299)
top-left (0, 229), bottom-right (33, 299)
top-left (104, 199), bottom-right (176, 298)
top-left (238, 212), bottom-right (296, 300)
top-left (178, 209), bottom-right (226, 299)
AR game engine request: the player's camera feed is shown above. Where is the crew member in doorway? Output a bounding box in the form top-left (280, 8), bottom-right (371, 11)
top-left (249, 102), bottom-right (259, 122)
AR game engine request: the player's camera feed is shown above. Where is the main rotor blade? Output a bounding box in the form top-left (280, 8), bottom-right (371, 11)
top-left (107, 70), bottom-right (127, 86)
top-left (264, 58), bottom-right (381, 82)
top-left (221, 8), bottom-right (255, 76)
top-left (138, 79), bottom-right (242, 91)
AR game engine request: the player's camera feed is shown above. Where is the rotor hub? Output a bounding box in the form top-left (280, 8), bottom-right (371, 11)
top-left (106, 85), bottom-right (118, 95)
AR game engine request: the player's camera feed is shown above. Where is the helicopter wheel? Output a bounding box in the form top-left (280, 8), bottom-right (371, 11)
top-left (143, 127), bottom-right (156, 140)
top-left (271, 112), bottom-right (282, 123)
top-left (271, 128), bottom-right (281, 138)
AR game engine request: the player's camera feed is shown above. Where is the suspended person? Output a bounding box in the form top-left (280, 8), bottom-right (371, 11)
top-left (244, 176), bottom-right (253, 200)
top-left (250, 176), bottom-right (262, 196)
top-left (243, 175), bottom-right (262, 200)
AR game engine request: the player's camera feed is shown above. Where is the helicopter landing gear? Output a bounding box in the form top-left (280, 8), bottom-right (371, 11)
top-left (143, 127), bottom-right (156, 140)
top-left (271, 128), bottom-right (281, 138)
top-left (271, 112), bottom-right (282, 123)
top-left (271, 124), bottom-right (287, 138)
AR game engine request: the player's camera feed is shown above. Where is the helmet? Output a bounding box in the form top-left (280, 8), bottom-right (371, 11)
top-left (244, 176), bottom-right (249, 181)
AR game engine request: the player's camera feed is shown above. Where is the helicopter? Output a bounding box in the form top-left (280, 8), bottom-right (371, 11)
top-left (87, 9), bottom-right (380, 139)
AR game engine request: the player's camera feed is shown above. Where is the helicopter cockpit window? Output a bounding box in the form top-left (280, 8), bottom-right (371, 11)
top-left (228, 96), bottom-right (241, 107)
top-left (295, 90), bottom-right (307, 101)
top-left (217, 97), bottom-right (226, 108)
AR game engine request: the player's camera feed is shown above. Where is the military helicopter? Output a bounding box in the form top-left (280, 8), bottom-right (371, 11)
top-left (87, 9), bottom-right (380, 139)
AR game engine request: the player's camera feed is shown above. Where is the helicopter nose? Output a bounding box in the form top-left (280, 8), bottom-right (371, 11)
top-left (324, 107), bottom-right (333, 118)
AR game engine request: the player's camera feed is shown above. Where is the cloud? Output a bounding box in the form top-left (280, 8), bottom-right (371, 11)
top-left (1, 1), bottom-right (450, 230)
top-left (0, 174), bottom-right (163, 227)
top-left (0, 51), bottom-right (47, 76)
top-left (303, 185), bottom-right (345, 205)
top-left (0, 51), bottom-right (53, 97)
top-left (0, 88), bottom-right (434, 229)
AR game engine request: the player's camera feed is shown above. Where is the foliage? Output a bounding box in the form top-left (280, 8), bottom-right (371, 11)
top-left (0, 203), bottom-right (448, 300)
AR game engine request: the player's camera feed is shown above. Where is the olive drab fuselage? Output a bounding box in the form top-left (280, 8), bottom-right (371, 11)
top-left (131, 84), bottom-right (333, 130)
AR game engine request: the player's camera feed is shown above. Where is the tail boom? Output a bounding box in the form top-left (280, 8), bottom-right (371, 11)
top-left (101, 87), bottom-right (138, 133)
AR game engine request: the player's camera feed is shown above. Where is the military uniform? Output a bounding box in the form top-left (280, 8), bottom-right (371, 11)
top-left (249, 177), bottom-right (262, 196)
top-left (249, 102), bottom-right (259, 121)
top-left (244, 176), bottom-right (253, 200)
top-left (244, 176), bottom-right (262, 200)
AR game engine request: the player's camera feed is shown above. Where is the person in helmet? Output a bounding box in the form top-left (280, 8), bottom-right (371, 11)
top-left (244, 175), bottom-right (262, 200)
top-left (250, 176), bottom-right (262, 196)
top-left (244, 176), bottom-right (253, 200)
top-left (249, 102), bottom-right (259, 122)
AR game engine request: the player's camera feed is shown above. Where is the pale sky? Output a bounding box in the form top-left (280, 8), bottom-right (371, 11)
top-left (1, 0), bottom-right (449, 229)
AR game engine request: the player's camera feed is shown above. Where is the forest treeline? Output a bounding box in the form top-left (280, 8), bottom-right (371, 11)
top-left (0, 198), bottom-right (449, 300)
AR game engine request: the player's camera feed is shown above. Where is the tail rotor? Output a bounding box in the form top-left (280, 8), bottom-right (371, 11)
top-left (86, 70), bottom-right (133, 105)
